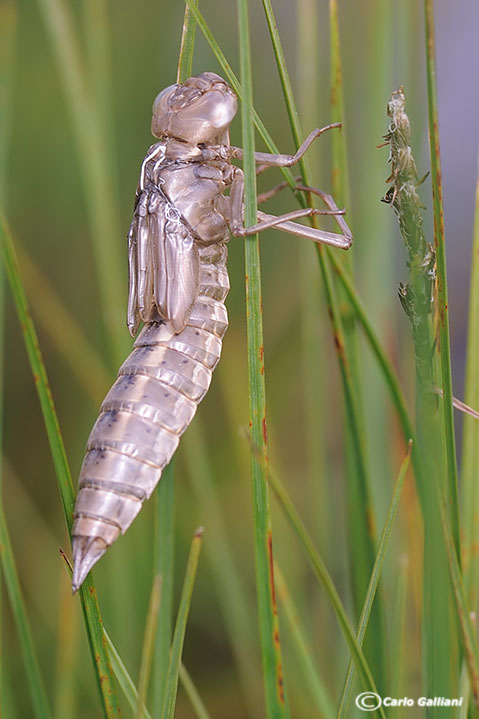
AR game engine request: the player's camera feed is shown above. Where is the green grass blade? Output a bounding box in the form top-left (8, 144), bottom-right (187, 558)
top-left (327, 3), bottom-right (388, 687)
top-left (107, 627), bottom-right (210, 719)
top-left (0, 503), bottom-right (51, 718)
top-left (440, 504), bottom-right (479, 703)
top-left (161, 528), bottom-right (204, 719)
top-left (424, 0), bottom-right (460, 553)
top-left (0, 217), bottom-right (75, 521)
top-left (274, 563), bottom-right (335, 717)
top-left (178, 664), bottom-right (212, 719)
top-left (183, 0), bottom-right (296, 188)
top-left (296, 0), bottom-right (328, 532)
top-left (265, 463), bottom-right (385, 719)
top-left (152, 462), bottom-right (175, 715)
top-left (337, 443), bottom-right (411, 717)
top-left (329, 0), bottom-right (350, 210)
top-left (388, 556), bottom-right (409, 719)
top-left (35, 0), bottom-right (124, 365)
top-left (326, 255), bottom-right (418, 463)
top-left (183, 421), bottom-right (263, 713)
top-left (1, 218), bottom-right (120, 717)
top-left (136, 576), bottom-right (162, 719)
top-left (462, 167), bottom-right (479, 604)
top-left (177, 0), bottom-right (197, 84)
top-left (237, 1), bottom-right (289, 715)
top-left (260, 4), bottom-right (380, 665)
top-left (104, 630), bottom-right (152, 719)
top-left (14, 243), bottom-right (110, 404)
top-left (185, 0), bottom-right (417, 491)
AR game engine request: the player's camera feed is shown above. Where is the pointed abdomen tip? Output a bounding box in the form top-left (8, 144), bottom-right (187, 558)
top-left (72, 536), bottom-right (108, 593)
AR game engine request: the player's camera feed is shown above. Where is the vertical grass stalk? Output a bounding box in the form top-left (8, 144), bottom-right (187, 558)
top-left (462, 166), bottom-right (479, 605)
top-left (328, 1), bottom-right (387, 689)
top-left (423, 0), bottom-right (460, 552)
top-left (261, 0), bottom-right (383, 688)
top-left (237, 1), bottom-right (288, 715)
top-left (337, 444), bottom-right (411, 717)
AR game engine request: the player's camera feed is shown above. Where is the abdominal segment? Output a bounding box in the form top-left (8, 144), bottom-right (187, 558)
top-left (71, 243), bottom-right (229, 591)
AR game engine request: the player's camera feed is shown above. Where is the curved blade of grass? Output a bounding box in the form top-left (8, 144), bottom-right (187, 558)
top-left (274, 563), bottom-right (335, 717)
top-left (237, 1), bottom-right (289, 715)
top-left (14, 242), bottom-right (111, 404)
top-left (424, 0), bottom-right (460, 554)
top-left (161, 527), bottom-right (204, 719)
top-left (178, 663), bottom-right (212, 719)
top-left (35, 0), bottom-right (125, 366)
top-left (1, 217), bottom-right (120, 718)
top-left (105, 630), bottom-right (152, 719)
top-left (337, 443), bottom-right (411, 718)
top-left (265, 463), bottom-right (385, 719)
top-left (136, 575), bottom-right (162, 719)
top-left (107, 626), bottom-right (211, 719)
top-left (1, 217), bottom-right (75, 521)
top-left (0, 503), bottom-right (51, 718)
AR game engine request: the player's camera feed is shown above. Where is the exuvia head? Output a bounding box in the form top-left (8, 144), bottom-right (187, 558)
top-left (151, 72), bottom-right (238, 145)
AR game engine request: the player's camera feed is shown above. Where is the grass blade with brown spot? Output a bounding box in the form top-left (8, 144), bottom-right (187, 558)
top-left (237, 0), bottom-right (289, 715)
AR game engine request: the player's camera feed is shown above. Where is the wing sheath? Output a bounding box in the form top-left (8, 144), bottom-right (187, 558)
top-left (127, 155), bottom-right (200, 336)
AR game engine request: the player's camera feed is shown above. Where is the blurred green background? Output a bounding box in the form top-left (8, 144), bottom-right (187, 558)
top-left (1, 0), bottom-right (477, 716)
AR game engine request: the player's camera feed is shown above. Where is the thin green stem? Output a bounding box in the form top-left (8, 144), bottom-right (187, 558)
top-left (265, 463), bottom-right (385, 719)
top-left (337, 444), bottom-right (411, 717)
top-left (424, 0), bottom-right (460, 555)
top-left (237, 1), bottom-right (288, 715)
top-left (136, 576), bottom-right (162, 719)
top-left (0, 503), bottom-right (51, 719)
top-left (161, 528), bottom-right (204, 719)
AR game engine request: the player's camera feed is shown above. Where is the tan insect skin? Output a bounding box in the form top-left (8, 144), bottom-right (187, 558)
top-left (71, 72), bottom-right (351, 592)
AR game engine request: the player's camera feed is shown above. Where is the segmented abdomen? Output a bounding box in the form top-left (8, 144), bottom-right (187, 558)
top-left (72, 243), bottom-right (228, 586)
